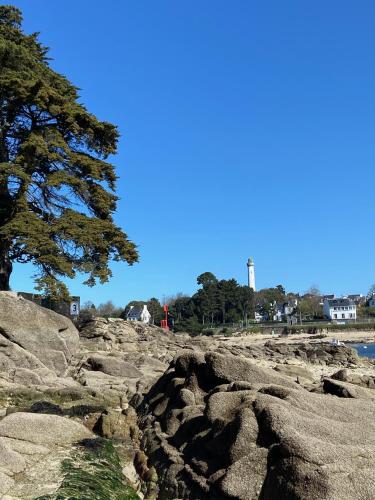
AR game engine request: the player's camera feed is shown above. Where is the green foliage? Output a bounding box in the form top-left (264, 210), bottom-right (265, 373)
top-left (169, 295), bottom-right (195, 321)
top-left (201, 327), bottom-right (215, 336)
top-left (255, 287), bottom-right (286, 308)
top-left (173, 316), bottom-right (203, 335)
top-left (37, 438), bottom-right (138, 500)
top-left (358, 305), bottom-right (375, 317)
top-left (0, 6), bottom-right (137, 297)
top-left (147, 297), bottom-right (163, 325)
top-left (236, 285), bottom-right (254, 323)
top-left (168, 272), bottom-right (255, 330)
top-left (298, 295), bottom-right (323, 319)
top-left (197, 271), bottom-right (218, 288)
top-left (253, 286), bottom-right (287, 320)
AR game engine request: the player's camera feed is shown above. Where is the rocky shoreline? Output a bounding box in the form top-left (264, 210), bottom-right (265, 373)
top-left (214, 328), bottom-right (375, 347)
top-left (0, 292), bottom-right (374, 499)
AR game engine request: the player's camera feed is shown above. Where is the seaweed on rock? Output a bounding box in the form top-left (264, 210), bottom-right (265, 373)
top-left (37, 438), bottom-right (138, 500)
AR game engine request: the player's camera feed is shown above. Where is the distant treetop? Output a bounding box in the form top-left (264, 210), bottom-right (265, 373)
top-left (197, 272), bottom-right (218, 288)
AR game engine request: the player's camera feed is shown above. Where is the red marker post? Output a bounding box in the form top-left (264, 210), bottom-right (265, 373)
top-left (161, 304), bottom-right (169, 330)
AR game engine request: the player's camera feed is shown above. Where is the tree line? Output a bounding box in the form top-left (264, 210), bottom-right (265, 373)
top-left (167, 272), bottom-right (254, 333)
top-left (80, 297), bottom-right (165, 325)
top-left (80, 279), bottom-right (375, 334)
top-left (164, 281), bottom-right (331, 332)
top-left (80, 277), bottom-right (329, 333)
top-left (79, 272), bottom-right (255, 333)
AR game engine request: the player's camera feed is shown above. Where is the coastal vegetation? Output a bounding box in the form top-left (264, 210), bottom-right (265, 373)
top-left (151, 274), bottom-right (325, 333)
top-left (0, 6), bottom-right (137, 298)
top-left (168, 272), bottom-right (254, 332)
top-left (37, 438), bottom-right (138, 500)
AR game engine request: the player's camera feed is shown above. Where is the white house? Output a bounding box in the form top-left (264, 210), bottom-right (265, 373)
top-left (271, 300), bottom-right (298, 322)
top-left (254, 311), bottom-right (264, 323)
top-left (126, 304), bottom-right (151, 324)
top-left (255, 299), bottom-right (298, 323)
top-left (271, 302), bottom-right (283, 322)
top-left (323, 298), bottom-right (356, 322)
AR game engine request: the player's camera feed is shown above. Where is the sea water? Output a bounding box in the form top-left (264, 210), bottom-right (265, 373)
top-left (349, 343), bottom-right (375, 359)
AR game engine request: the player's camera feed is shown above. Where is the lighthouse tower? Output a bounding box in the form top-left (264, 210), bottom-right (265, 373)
top-left (247, 258), bottom-right (256, 291)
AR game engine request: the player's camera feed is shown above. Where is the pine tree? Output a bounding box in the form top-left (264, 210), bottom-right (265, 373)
top-left (0, 6), bottom-right (138, 297)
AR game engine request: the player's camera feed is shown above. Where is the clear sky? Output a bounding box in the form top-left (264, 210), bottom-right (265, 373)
top-left (9, 0), bottom-right (375, 305)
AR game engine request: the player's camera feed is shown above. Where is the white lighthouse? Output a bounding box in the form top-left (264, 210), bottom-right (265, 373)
top-left (247, 257), bottom-right (256, 291)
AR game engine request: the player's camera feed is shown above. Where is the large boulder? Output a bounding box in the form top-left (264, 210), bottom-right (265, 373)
top-left (140, 350), bottom-right (375, 500)
top-left (0, 411), bottom-right (92, 444)
top-left (0, 412), bottom-right (94, 498)
top-left (204, 352), bottom-right (298, 388)
top-left (0, 292), bottom-right (79, 375)
top-left (87, 354), bottom-right (143, 378)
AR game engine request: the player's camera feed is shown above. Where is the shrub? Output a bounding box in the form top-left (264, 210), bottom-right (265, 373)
top-left (173, 317), bottom-right (203, 336)
top-left (201, 328), bottom-right (215, 336)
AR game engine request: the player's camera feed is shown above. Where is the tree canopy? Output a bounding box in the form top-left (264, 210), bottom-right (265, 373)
top-left (0, 6), bottom-right (137, 297)
top-left (168, 272), bottom-right (255, 333)
top-left (197, 272), bottom-right (218, 288)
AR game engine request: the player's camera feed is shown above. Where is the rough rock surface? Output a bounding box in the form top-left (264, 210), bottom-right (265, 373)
top-left (331, 367), bottom-right (375, 388)
top-left (0, 411), bottom-right (93, 444)
top-left (0, 292), bottom-right (79, 375)
top-left (139, 350), bottom-right (375, 500)
top-left (74, 317), bottom-right (200, 404)
top-left (1, 295), bottom-right (375, 499)
top-left (0, 412), bottom-right (93, 498)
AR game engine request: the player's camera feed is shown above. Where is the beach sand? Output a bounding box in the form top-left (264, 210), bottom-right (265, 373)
top-left (215, 329), bottom-right (375, 346)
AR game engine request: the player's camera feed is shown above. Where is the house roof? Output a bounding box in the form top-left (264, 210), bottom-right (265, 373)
top-left (326, 298), bottom-right (355, 307)
top-left (127, 305), bottom-right (145, 317)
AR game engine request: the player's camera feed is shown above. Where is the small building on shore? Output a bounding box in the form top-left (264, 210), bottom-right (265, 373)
top-left (126, 304), bottom-right (151, 324)
top-left (323, 297), bottom-right (356, 322)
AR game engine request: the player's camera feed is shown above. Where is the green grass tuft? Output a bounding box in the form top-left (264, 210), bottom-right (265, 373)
top-left (36, 438), bottom-right (138, 500)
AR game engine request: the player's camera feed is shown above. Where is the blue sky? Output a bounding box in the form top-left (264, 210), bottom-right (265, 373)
top-left (9, 0), bottom-right (375, 305)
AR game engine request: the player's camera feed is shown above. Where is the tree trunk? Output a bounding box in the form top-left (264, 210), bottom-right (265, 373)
top-left (0, 244), bottom-right (12, 291)
top-left (0, 176), bottom-right (13, 291)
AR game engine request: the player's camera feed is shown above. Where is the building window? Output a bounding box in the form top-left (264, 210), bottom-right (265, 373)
top-left (342, 314), bottom-right (345, 319)
top-left (334, 314), bottom-right (337, 319)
